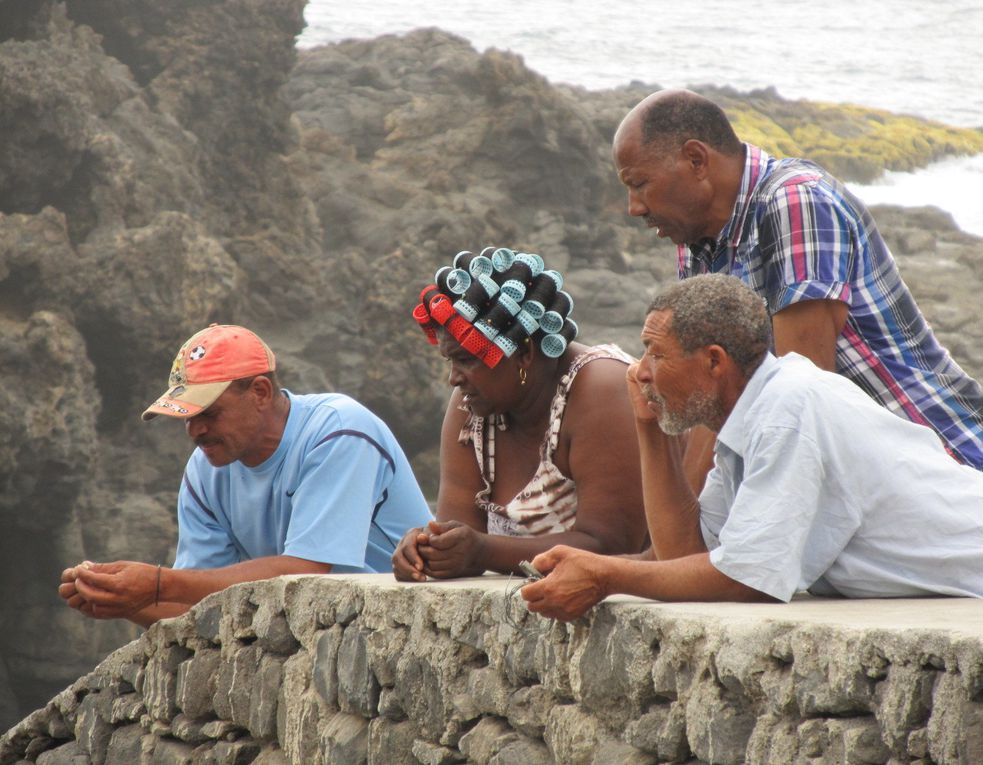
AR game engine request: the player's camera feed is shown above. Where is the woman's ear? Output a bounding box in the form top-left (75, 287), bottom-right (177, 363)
top-left (518, 336), bottom-right (536, 369)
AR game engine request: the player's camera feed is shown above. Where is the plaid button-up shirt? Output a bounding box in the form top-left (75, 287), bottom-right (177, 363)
top-left (680, 144), bottom-right (983, 468)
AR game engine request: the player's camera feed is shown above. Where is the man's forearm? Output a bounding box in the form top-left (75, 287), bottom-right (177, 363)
top-left (522, 547), bottom-right (776, 622)
top-left (602, 553), bottom-right (775, 603)
top-left (161, 555), bottom-right (332, 606)
top-left (636, 419), bottom-right (707, 559)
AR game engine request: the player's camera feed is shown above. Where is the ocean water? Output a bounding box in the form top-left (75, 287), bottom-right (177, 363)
top-left (298, 0), bottom-right (983, 235)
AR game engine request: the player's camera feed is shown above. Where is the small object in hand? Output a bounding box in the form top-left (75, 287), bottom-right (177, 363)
top-left (518, 560), bottom-right (543, 580)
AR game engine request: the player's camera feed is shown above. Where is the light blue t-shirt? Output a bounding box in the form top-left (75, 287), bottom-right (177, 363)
top-left (174, 391), bottom-right (432, 573)
top-left (700, 353), bottom-right (983, 602)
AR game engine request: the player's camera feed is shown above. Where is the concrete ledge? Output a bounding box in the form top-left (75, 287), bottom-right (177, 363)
top-left (3, 573), bottom-right (982, 764)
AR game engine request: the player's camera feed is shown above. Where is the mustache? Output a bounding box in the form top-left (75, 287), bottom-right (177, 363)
top-left (639, 383), bottom-right (660, 402)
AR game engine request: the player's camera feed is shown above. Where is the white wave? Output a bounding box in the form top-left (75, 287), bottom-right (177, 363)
top-left (298, 0), bottom-right (983, 228)
top-left (849, 155), bottom-right (983, 237)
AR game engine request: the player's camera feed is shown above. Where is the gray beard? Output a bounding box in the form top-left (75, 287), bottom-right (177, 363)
top-left (655, 389), bottom-right (724, 435)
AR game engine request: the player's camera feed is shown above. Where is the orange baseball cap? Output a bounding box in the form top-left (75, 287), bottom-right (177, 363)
top-left (142, 324), bottom-right (276, 421)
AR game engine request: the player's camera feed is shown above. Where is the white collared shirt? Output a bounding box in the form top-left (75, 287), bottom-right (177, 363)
top-left (700, 353), bottom-right (983, 601)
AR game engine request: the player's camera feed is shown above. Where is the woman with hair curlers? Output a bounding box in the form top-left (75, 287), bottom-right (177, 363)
top-left (394, 246), bottom-right (647, 580)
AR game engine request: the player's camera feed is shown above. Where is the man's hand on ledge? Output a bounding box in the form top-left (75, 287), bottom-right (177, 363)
top-left (60, 560), bottom-right (159, 620)
top-left (519, 545), bottom-right (780, 619)
top-left (520, 545), bottom-right (610, 621)
top-left (60, 555), bottom-right (334, 627)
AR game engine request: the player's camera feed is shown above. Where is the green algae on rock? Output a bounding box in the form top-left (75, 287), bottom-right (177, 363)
top-left (718, 88), bottom-right (983, 182)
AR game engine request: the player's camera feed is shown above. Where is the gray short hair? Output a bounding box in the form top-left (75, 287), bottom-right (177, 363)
top-left (648, 275), bottom-right (771, 377)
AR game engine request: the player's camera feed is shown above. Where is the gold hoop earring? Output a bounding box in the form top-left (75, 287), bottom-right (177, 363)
top-left (519, 368), bottom-right (527, 386)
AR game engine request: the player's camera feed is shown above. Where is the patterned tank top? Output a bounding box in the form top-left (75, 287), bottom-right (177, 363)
top-left (458, 344), bottom-right (634, 536)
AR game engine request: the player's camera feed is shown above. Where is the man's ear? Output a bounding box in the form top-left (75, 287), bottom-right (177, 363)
top-left (250, 375), bottom-right (276, 408)
top-left (705, 344), bottom-right (729, 376)
top-left (681, 139), bottom-right (711, 179)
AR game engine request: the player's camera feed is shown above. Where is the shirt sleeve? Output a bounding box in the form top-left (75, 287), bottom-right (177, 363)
top-left (281, 430), bottom-right (395, 567)
top-left (757, 179), bottom-right (855, 313)
top-left (707, 424), bottom-right (860, 601)
top-left (174, 467), bottom-right (240, 570)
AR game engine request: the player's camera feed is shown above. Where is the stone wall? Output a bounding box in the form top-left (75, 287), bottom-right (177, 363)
top-left (4, 0), bottom-right (983, 727)
top-left (3, 575), bottom-right (982, 765)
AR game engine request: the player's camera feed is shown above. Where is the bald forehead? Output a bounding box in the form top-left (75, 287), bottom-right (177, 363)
top-left (613, 97), bottom-right (682, 167)
top-left (613, 115), bottom-right (639, 162)
top-left (614, 103), bottom-right (642, 141)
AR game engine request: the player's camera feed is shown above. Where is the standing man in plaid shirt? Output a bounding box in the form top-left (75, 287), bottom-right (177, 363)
top-left (612, 89), bottom-right (983, 473)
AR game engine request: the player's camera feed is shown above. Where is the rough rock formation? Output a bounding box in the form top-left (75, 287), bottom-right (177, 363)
top-left (282, 28), bottom-right (983, 467)
top-left (0, 0), bottom-right (322, 727)
top-left (3, 576), bottom-right (983, 764)
top-left (1, 2), bottom-right (982, 732)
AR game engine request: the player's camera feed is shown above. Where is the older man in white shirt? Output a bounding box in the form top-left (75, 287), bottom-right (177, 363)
top-left (522, 274), bottom-right (983, 619)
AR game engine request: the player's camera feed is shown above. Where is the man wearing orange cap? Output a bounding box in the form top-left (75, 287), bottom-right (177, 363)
top-left (59, 325), bottom-right (432, 627)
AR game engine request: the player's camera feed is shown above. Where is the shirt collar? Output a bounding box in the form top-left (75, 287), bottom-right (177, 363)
top-left (715, 352), bottom-right (779, 456)
top-left (244, 389), bottom-right (296, 473)
top-left (679, 143), bottom-right (771, 273)
top-left (718, 143), bottom-right (770, 248)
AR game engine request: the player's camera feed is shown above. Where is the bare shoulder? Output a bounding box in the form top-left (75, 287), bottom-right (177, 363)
top-left (566, 348), bottom-right (635, 400)
top-left (563, 348), bottom-right (635, 429)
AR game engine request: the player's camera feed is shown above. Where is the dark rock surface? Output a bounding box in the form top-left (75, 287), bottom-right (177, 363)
top-left (282, 27), bottom-right (983, 457)
top-left (1, 4), bottom-right (981, 731)
top-left (0, 0), bottom-right (322, 727)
